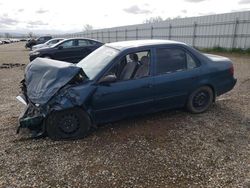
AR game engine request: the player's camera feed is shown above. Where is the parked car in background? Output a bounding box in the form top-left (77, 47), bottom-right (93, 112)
top-left (25, 36), bottom-right (52, 49)
top-left (29, 38), bottom-right (103, 63)
top-left (32, 38), bottom-right (64, 51)
top-left (10, 39), bottom-right (20, 42)
top-left (17, 40), bottom-right (237, 139)
top-left (2, 39), bottom-right (11, 44)
top-left (0, 40), bottom-right (2, 45)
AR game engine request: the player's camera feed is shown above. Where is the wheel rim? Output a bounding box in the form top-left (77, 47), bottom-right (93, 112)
top-left (58, 114), bottom-right (80, 134)
top-left (192, 90), bottom-right (210, 110)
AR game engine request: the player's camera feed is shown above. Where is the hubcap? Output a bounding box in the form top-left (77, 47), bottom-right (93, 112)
top-left (193, 91), bottom-right (210, 109)
top-left (59, 114), bottom-right (80, 134)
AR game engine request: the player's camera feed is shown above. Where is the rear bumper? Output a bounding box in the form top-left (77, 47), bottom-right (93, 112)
top-left (216, 78), bottom-right (237, 96)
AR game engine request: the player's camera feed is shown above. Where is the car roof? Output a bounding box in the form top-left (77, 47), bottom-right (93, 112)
top-left (65, 38), bottom-right (102, 43)
top-left (47, 38), bottom-right (64, 41)
top-left (106, 40), bottom-right (186, 50)
top-left (44, 38), bottom-right (64, 44)
top-left (50, 38), bottom-right (64, 40)
top-left (55, 38), bottom-right (103, 46)
top-left (38, 36), bottom-right (52, 38)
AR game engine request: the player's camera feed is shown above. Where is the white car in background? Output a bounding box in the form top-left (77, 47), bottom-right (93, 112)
top-left (10, 39), bottom-right (20, 42)
top-left (32, 38), bottom-right (64, 50)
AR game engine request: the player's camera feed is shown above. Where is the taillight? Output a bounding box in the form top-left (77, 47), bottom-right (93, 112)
top-left (229, 65), bottom-right (234, 76)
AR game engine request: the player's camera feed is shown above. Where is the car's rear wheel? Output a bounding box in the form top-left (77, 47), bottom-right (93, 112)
top-left (187, 86), bottom-right (214, 113)
top-left (46, 107), bottom-right (91, 140)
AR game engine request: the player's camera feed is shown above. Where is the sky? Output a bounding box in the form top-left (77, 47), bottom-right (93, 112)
top-left (0, 0), bottom-right (250, 35)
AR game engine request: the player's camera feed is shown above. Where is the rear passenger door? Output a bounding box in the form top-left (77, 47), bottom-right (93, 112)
top-left (153, 46), bottom-right (201, 110)
top-left (54, 39), bottom-right (79, 62)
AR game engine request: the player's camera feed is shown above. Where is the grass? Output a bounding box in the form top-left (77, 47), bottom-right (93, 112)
top-left (198, 46), bottom-right (250, 55)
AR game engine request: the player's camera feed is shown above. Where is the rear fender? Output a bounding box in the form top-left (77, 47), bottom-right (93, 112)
top-left (189, 78), bottom-right (216, 101)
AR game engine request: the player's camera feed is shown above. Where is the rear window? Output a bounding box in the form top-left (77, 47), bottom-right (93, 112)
top-left (88, 40), bottom-right (101, 46)
top-left (78, 40), bottom-right (89, 47)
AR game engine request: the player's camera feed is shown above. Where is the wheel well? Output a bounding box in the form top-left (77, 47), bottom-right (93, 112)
top-left (83, 106), bottom-right (97, 128)
top-left (47, 106), bottom-right (96, 129)
top-left (187, 84), bottom-right (216, 103)
top-left (202, 84), bottom-right (216, 102)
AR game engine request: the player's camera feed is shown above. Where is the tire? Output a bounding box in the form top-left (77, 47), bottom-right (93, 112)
top-left (187, 86), bottom-right (214, 114)
top-left (46, 107), bottom-right (91, 140)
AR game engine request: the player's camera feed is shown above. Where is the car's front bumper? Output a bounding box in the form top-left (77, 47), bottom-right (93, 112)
top-left (16, 95), bottom-right (46, 138)
top-left (18, 114), bottom-right (44, 132)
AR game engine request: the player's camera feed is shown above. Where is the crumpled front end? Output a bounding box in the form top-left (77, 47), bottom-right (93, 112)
top-left (17, 84), bottom-right (94, 138)
top-left (16, 58), bottom-right (91, 138)
top-left (17, 101), bottom-right (46, 138)
top-left (16, 81), bottom-right (48, 138)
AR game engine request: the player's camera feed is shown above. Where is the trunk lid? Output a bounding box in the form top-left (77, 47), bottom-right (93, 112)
top-left (203, 53), bottom-right (230, 62)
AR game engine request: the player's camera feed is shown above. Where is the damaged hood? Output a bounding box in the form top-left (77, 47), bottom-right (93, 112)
top-left (25, 58), bottom-right (83, 105)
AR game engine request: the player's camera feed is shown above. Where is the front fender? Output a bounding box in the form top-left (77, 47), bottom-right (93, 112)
top-left (51, 84), bottom-right (97, 110)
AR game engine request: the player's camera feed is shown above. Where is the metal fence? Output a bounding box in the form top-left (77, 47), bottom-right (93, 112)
top-left (57, 11), bottom-right (250, 49)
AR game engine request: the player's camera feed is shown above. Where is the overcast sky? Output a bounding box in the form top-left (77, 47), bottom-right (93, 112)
top-left (0, 0), bottom-right (250, 34)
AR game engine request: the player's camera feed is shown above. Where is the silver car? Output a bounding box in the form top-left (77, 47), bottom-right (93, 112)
top-left (32, 38), bottom-right (64, 50)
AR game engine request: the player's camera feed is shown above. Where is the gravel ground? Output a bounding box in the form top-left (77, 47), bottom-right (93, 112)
top-left (0, 42), bottom-right (249, 188)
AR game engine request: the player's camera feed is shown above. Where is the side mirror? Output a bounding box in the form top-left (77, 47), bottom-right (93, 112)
top-left (99, 74), bottom-right (117, 85)
top-left (58, 46), bottom-right (63, 50)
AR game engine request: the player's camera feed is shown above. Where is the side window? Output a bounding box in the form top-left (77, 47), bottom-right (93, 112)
top-left (77, 40), bottom-right (89, 47)
top-left (156, 48), bottom-right (199, 75)
top-left (88, 40), bottom-right (102, 46)
top-left (88, 40), bottom-right (97, 46)
top-left (186, 53), bottom-right (199, 69)
top-left (104, 50), bottom-right (151, 81)
top-left (59, 40), bottom-right (74, 48)
top-left (37, 37), bottom-right (44, 42)
top-left (47, 40), bottom-right (53, 45)
top-left (156, 48), bottom-right (186, 74)
top-left (49, 40), bottom-right (59, 45)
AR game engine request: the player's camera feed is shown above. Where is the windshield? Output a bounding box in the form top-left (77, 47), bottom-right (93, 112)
top-left (50, 39), bottom-right (67, 48)
top-left (77, 46), bottom-right (119, 79)
top-left (45, 39), bottom-right (52, 45)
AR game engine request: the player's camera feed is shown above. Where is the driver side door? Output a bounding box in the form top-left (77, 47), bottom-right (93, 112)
top-left (91, 49), bottom-right (155, 123)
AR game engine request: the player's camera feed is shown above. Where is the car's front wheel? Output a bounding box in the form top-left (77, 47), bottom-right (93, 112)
top-left (46, 107), bottom-right (91, 140)
top-left (187, 86), bottom-right (214, 113)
